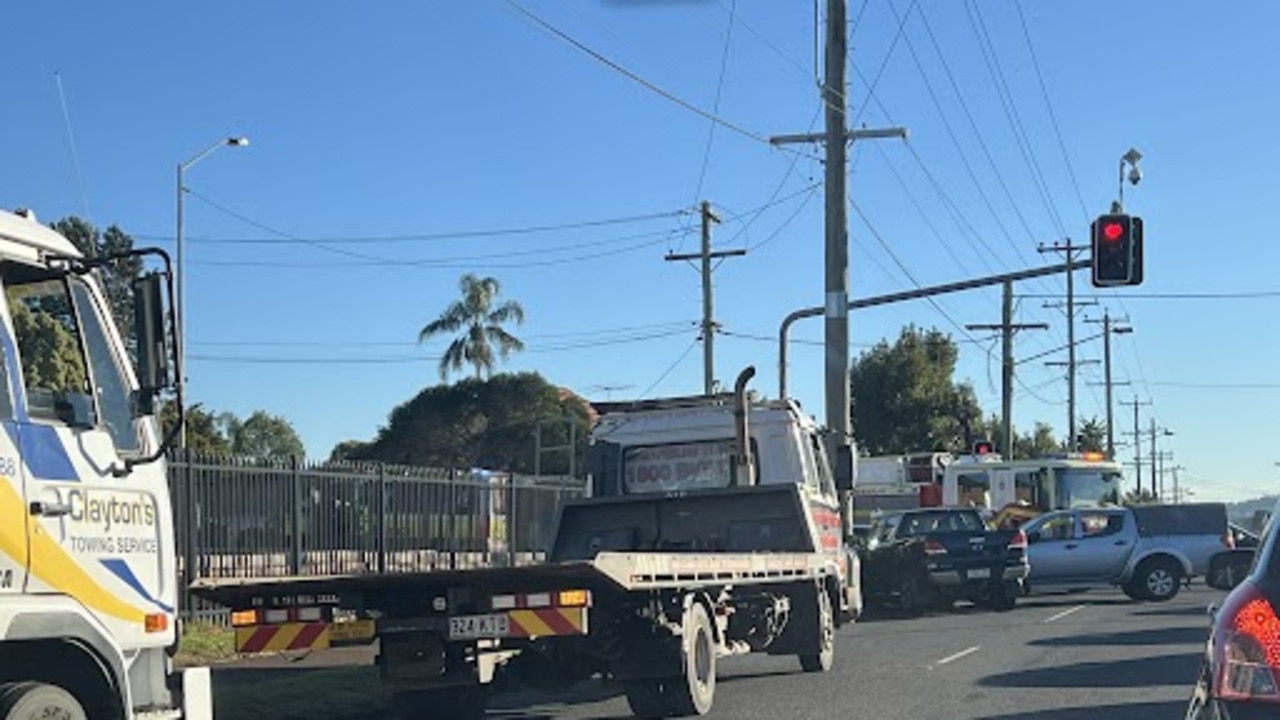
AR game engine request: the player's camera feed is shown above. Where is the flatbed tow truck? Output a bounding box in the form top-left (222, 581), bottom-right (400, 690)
top-left (194, 368), bottom-right (862, 718)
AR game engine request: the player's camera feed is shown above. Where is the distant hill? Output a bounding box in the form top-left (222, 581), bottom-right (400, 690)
top-left (1227, 495), bottom-right (1278, 526)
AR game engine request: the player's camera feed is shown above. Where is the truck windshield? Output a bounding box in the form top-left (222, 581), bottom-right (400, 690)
top-left (1055, 468), bottom-right (1123, 508)
top-left (623, 439), bottom-right (737, 494)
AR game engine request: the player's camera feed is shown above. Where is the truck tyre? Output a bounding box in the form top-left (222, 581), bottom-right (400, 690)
top-left (668, 602), bottom-right (716, 717)
top-left (391, 686), bottom-right (485, 720)
top-left (1137, 557), bottom-right (1183, 602)
top-left (0, 682), bottom-right (87, 720)
top-left (1121, 579), bottom-right (1147, 601)
top-left (799, 588), bottom-right (835, 673)
top-left (623, 680), bottom-right (670, 719)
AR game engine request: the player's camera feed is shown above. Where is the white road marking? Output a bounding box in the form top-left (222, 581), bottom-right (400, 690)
top-left (935, 645), bottom-right (981, 666)
top-left (1043, 604), bottom-right (1088, 623)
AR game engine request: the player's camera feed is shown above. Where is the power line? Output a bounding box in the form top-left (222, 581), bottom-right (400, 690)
top-left (692, 0), bottom-right (737, 208)
top-left (1014, 0), bottom-right (1090, 223)
top-left (192, 320), bottom-right (697, 347)
top-left (1018, 290), bottom-right (1280, 300)
top-left (887, 0), bottom-right (1037, 273)
top-left (503, 0), bottom-right (790, 150)
top-left (145, 208), bottom-right (693, 245)
top-left (850, 0), bottom-right (918, 128)
top-left (639, 338), bottom-right (701, 397)
top-left (746, 186), bottom-right (818, 251)
top-left (965, 0), bottom-right (1067, 239)
top-left (193, 327), bottom-right (696, 365)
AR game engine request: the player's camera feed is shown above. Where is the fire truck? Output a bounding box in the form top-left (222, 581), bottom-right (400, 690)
top-left (942, 449), bottom-right (1125, 528)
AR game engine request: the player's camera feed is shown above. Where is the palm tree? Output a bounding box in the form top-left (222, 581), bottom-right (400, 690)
top-left (419, 274), bottom-right (526, 381)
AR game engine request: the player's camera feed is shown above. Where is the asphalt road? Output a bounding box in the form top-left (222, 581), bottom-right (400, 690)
top-left (213, 584), bottom-right (1225, 719)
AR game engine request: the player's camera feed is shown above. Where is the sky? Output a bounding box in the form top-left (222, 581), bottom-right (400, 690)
top-left (2, 1), bottom-right (1277, 503)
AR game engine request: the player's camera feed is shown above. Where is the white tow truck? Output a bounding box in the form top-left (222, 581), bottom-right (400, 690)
top-left (0, 209), bottom-right (210, 719)
top-left (194, 367), bottom-right (863, 718)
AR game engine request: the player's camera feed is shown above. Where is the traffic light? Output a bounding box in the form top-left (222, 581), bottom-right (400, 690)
top-left (1091, 213), bottom-right (1144, 287)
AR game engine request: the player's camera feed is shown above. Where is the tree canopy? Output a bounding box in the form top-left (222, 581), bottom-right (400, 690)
top-left (162, 403), bottom-right (304, 458)
top-left (348, 372), bottom-right (590, 474)
top-left (849, 325), bottom-right (984, 455)
top-left (419, 274), bottom-right (526, 381)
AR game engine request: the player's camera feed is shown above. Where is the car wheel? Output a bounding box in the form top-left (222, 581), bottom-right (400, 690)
top-left (1138, 557), bottom-right (1183, 602)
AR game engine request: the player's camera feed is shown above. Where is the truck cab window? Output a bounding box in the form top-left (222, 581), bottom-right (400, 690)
top-left (5, 271), bottom-right (93, 426)
top-left (69, 280), bottom-right (139, 453)
top-left (3, 264), bottom-right (139, 453)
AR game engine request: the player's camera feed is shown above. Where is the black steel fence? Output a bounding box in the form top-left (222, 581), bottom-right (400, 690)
top-left (169, 452), bottom-right (586, 621)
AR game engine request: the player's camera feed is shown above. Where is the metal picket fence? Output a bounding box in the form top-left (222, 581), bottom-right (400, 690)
top-left (168, 452), bottom-right (587, 621)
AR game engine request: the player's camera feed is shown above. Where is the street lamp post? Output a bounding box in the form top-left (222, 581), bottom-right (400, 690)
top-left (175, 136), bottom-right (249, 449)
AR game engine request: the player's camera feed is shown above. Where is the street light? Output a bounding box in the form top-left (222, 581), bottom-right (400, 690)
top-left (176, 136), bottom-right (249, 449)
top-left (1114, 147), bottom-right (1143, 212)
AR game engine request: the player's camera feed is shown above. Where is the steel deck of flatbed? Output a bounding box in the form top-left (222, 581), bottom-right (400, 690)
top-left (191, 551), bottom-right (833, 608)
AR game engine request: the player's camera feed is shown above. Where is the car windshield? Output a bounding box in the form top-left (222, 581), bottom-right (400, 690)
top-left (1055, 469), bottom-right (1123, 508)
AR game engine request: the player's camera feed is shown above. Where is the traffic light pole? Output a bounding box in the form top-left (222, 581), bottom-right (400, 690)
top-left (778, 259), bottom-right (1088, 399)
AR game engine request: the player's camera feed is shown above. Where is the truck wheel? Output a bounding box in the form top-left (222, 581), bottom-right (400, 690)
top-left (623, 680), bottom-right (669, 719)
top-left (1121, 579), bottom-right (1148, 601)
top-left (0, 682), bottom-right (87, 720)
top-left (391, 686), bottom-right (485, 720)
top-left (668, 603), bottom-right (716, 716)
top-left (799, 588), bottom-right (835, 673)
top-left (1137, 558), bottom-right (1183, 602)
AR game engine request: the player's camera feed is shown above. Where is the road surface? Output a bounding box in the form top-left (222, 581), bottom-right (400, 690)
top-left (212, 585), bottom-right (1221, 719)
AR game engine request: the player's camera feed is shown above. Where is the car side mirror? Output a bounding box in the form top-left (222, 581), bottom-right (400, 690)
top-left (1026, 530), bottom-right (1042, 544)
top-left (834, 444), bottom-right (854, 492)
top-left (132, 272), bottom-right (171, 416)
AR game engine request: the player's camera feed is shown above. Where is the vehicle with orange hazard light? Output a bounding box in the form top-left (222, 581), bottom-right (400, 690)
top-left (0, 208), bottom-right (212, 720)
top-left (194, 367), bottom-right (862, 719)
top-left (942, 449), bottom-right (1124, 529)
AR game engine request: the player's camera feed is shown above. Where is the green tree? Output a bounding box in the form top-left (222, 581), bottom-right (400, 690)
top-left (227, 410), bottom-right (305, 458)
top-left (52, 217), bottom-right (143, 357)
top-left (328, 440), bottom-right (370, 463)
top-left (161, 402), bottom-right (231, 456)
top-left (849, 325), bottom-right (985, 455)
top-left (9, 301), bottom-right (87, 393)
top-left (1076, 417), bottom-right (1107, 453)
top-left (419, 274), bottom-right (525, 381)
top-left (350, 372), bottom-right (590, 474)
top-left (1013, 422), bottom-right (1065, 459)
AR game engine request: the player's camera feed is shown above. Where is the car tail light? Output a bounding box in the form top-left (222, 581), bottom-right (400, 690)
top-left (1008, 530), bottom-right (1028, 550)
top-left (1215, 586), bottom-right (1280, 702)
top-left (924, 539), bottom-right (947, 556)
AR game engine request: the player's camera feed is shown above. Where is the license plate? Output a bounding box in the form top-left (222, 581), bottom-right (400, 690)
top-left (330, 619), bottom-right (376, 644)
top-left (449, 613), bottom-right (510, 640)
top-left (968, 567), bottom-right (991, 580)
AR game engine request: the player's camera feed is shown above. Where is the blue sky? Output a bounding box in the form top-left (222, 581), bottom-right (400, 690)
top-left (3, 1), bottom-right (1277, 503)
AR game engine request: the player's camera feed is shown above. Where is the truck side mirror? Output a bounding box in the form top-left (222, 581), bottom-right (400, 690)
top-left (834, 444), bottom-right (854, 492)
top-left (132, 272), bottom-right (171, 416)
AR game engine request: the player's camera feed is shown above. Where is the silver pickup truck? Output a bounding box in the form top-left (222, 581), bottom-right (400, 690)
top-left (1020, 503), bottom-right (1232, 602)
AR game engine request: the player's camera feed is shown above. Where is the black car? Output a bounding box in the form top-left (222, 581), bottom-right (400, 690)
top-left (1187, 499), bottom-right (1280, 719)
top-left (858, 508), bottom-right (1028, 615)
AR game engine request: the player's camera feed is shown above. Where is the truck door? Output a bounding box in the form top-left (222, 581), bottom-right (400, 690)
top-left (0, 317), bottom-right (24, 595)
top-left (1024, 510), bottom-right (1081, 583)
top-left (5, 263), bottom-right (169, 643)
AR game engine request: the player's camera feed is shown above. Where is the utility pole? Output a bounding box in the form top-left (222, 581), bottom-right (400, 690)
top-left (1121, 397), bottom-right (1152, 496)
top-left (966, 280), bottom-right (1048, 458)
top-left (1085, 311), bottom-right (1132, 460)
top-left (1149, 420), bottom-right (1173, 501)
top-left (665, 201), bottom-right (743, 395)
top-left (769, 0), bottom-right (907, 466)
top-left (1170, 464), bottom-right (1186, 503)
top-left (1039, 240), bottom-right (1094, 450)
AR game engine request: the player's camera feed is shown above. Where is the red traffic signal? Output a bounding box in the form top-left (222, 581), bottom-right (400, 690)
top-left (1091, 213), bottom-right (1143, 287)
